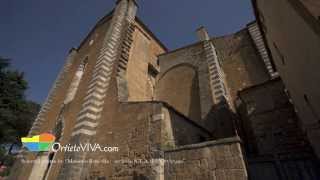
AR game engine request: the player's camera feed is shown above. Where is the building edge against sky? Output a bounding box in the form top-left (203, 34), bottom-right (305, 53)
top-left (7, 0), bottom-right (320, 179)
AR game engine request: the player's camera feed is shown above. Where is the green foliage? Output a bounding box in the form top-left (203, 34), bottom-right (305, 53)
top-left (0, 57), bottom-right (40, 177)
top-left (0, 146), bottom-right (14, 177)
top-left (0, 57), bottom-right (40, 144)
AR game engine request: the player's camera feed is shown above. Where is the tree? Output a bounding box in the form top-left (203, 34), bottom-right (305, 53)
top-left (0, 57), bottom-right (40, 148)
top-left (0, 57), bottom-right (40, 177)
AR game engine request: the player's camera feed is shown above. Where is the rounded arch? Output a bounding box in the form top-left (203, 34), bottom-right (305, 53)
top-left (155, 64), bottom-right (201, 121)
top-left (157, 63), bottom-right (197, 83)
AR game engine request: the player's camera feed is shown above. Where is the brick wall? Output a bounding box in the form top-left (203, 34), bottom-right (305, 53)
top-left (156, 42), bottom-right (214, 128)
top-left (237, 79), bottom-right (312, 156)
top-left (66, 100), bottom-right (213, 179)
top-left (156, 65), bottom-right (202, 123)
top-left (237, 78), bottom-right (320, 179)
top-left (213, 30), bottom-right (270, 105)
top-left (161, 103), bottom-right (212, 148)
top-left (254, 0), bottom-right (320, 157)
top-left (164, 137), bottom-right (248, 180)
top-left (125, 22), bottom-right (165, 102)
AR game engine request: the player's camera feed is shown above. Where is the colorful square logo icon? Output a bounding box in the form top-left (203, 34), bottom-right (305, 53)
top-left (21, 133), bottom-right (56, 152)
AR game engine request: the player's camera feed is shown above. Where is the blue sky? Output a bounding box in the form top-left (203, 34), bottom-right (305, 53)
top-left (0, 0), bottom-right (254, 103)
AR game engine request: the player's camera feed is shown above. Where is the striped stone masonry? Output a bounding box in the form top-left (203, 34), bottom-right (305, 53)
top-left (116, 23), bottom-right (135, 102)
top-left (247, 22), bottom-right (279, 79)
top-left (64, 59), bottom-right (87, 104)
top-left (28, 49), bottom-right (77, 136)
top-left (202, 40), bottom-right (229, 105)
top-left (57, 1), bottom-right (137, 179)
top-left (71, 0), bottom-right (137, 138)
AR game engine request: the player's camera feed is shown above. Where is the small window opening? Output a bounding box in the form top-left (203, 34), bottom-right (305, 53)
top-left (148, 64), bottom-right (158, 78)
top-left (89, 39), bottom-right (94, 46)
top-left (304, 94), bottom-right (310, 104)
top-left (148, 64), bottom-right (159, 98)
top-left (82, 57), bottom-right (88, 68)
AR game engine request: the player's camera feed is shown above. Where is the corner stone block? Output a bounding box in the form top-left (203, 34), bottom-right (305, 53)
top-left (230, 143), bottom-right (242, 157)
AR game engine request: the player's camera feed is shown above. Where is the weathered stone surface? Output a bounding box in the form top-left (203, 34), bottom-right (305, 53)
top-left (253, 0), bottom-right (320, 159)
top-left (164, 138), bottom-right (247, 180)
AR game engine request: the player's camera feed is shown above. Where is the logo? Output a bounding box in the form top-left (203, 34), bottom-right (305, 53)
top-left (21, 133), bottom-right (56, 152)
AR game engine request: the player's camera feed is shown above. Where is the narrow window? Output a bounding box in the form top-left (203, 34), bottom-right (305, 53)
top-left (64, 57), bottom-right (88, 104)
top-left (148, 64), bottom-right (158, 81)
top-left (147, 64), bottom-right (159, 98)
top-left (43, 116), bottom-right (64, 179)
top-left (304, 94), bottom-right (309, 104)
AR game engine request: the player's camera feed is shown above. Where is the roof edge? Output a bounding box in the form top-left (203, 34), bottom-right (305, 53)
top-left (76, 10), bottom-right (168, 52)
top-left (77, 9), bottom-right (114, 50)
top-left (135, 17), bottom-right (168, 52)
top-left (158, 26), bottom-right (250, 58)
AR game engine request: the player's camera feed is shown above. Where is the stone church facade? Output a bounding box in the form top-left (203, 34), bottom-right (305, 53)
top-left (9, 0), bottom-right (320, 179)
